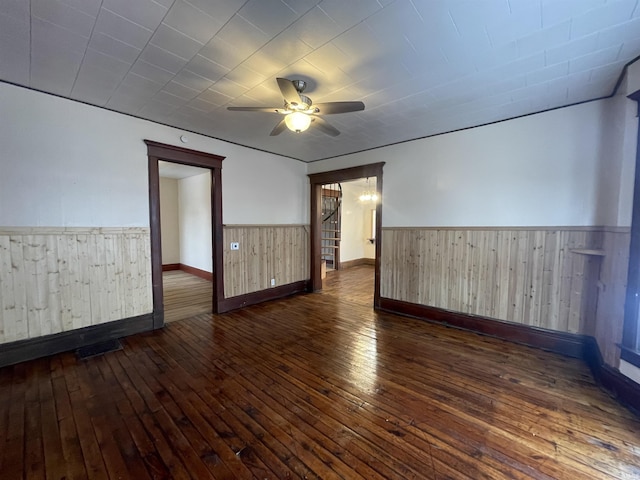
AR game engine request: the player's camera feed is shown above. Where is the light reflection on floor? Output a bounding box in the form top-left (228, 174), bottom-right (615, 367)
top-left (348, 320), bottom-right (378, 393)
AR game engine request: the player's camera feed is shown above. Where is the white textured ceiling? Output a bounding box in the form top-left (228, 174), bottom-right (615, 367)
top-left (2, 0), bottom-right (640, 162)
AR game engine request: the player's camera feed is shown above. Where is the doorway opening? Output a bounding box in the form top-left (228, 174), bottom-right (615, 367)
top-left (146, 140), bottom-right (224, 328)
top-left (308, 163), bottom-right (384, 308)
top-left (158, 161), bottom-right (212, 322)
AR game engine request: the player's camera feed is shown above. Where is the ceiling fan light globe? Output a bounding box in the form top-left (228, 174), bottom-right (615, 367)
top-left (285, 112), bottom-right (311, 133)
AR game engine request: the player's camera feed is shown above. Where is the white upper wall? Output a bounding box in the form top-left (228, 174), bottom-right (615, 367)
top-left (340, 181), bottom-right (376, 262)
top-left (309, 99), bottom-right (628, 227)
top-left (179, 172), bottom-right (212, 272)
top-left (340, 182), bottom-right (366, 262)
top-left (0, 83), bottom-right (308, 227)
top-left (159, 177), bottom-right (180, 264)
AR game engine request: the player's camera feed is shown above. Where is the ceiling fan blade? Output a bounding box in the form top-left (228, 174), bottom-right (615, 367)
top-left (227, 106), bottom-right (281, 113)
top-left (276, 78), bottom-right (302, 105)
top-left (270, 119), bottom-right (287, 136)
top-left (313, 101), bottom-right (365, 115)
top-left (311, 116), bottom-right (340, 137)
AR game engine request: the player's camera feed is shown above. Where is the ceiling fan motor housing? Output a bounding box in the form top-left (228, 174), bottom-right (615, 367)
top-left (289, 94), bottom-right (312, 111)
top-left (292, 79), bottom-right (307, 93)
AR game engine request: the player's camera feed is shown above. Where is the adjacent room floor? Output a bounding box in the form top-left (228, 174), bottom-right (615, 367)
top-left (163, 270), bottom-right (213, 323)
top-left (1, 265), bottom-right (639, 479)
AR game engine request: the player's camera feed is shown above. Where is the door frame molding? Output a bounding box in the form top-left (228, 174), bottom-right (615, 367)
top-left (145, 140), bottom-right (225, 327)
top-left (308, 162), bottom-right (385, 308)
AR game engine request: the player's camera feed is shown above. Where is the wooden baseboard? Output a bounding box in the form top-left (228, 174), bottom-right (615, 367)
top-left (584, 337), bottom-right (640, 415)
top-left (177, 263), bottom-right (213, 281)
top-left (620, 346), bottom-right (640, 369)
top-left (378, 297), bottom-right (640, 417)
top-left (218, 280), bottom-right (310, 313)
top-left (340, 257), bottom-right (375, 269)
top-left (378, 297), bottom-right (587, 358)
top-left (0, 313), bottom-right (155, 368)
top-left (162, 263), bottom-right (180, 271)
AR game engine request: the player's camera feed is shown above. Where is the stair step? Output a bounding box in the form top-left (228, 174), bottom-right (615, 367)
top-left (322, 237), bottom-right (340, 241)
top-left (321, 245), bottom-right (339, 249)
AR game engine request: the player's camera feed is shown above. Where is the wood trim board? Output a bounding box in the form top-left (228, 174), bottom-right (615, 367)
top-left (308, 162), bottom-right (384, 309)
top-left (620, 346), bottom-right (640, 369)
top-left (380, 225), bottom-right (631, 232)
top-left (179, 264), bottom-right (213, 282)
top-left (218, 280), bottom-right (310, 313)
top-left (145, 140), bottom-right (225, 325)
top-left (340, 258), bottom-right (375, 269)
top-left (0, 314), bottom-right (154, 368)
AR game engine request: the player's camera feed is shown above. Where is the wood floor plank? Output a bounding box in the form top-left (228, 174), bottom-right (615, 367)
top-left (3, 364), bottom-right (27, 479)
top-left (39, 360), bottom-right (69, 480)
top-left (24, 362), bottom-right (45, 480)
top-left (65, 375), bottom-right (109, 479)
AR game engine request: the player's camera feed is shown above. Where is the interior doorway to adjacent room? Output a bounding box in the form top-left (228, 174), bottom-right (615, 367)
top-left (308, 163), bottom-right (384, 308)
top-left (320, 178), bottom-right (377, 273)
top-left (158, 161), bottom-right (213, 323)
top-left (146, 140), bottom-right (224, 328)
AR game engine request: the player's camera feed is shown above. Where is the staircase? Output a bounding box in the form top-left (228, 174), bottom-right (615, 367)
top-left (321, 183), bottom-right (342, 270)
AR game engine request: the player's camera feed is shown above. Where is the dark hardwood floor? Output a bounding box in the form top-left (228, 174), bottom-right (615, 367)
top-left (1, 265), bottom-right (639, 479)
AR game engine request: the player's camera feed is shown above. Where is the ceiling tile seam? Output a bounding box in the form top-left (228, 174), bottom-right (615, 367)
top-left (152, 23), bottom-right (206, 51)
top-left (447, 9), bottom-right (462, 37)
top-left (151, 0), bottom-right (173, 9)
top-left (538, 1), bottom-right (543, 29)
top-left (100, 2), bottom-right (177, 107)
top-left (407, 0), bottom-right (425, 23)
top-left (100, 6), bottom-right (154, 33)
top-left (616, 43), bottom-right (625, 64)
top-left (316, 2), bottom-right (384, 28)
top-left (483, 24), bottom-right (494, 50)
top-left (172, 69), bottom-right (215, 92)
top-left (566, 44), bottom-right (625, 78)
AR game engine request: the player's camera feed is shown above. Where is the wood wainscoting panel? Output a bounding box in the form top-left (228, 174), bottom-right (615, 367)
top-left (381, 227), bottom-right (609, 335)
top-left (223, 225), bottom-right (309, 298)
top-left (595, 229), bottom-right (631, 367)
top-left (0, 227), bottom-right (152, 344)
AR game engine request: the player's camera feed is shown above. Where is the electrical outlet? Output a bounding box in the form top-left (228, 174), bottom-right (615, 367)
top-left (230, 242), bottom-right (239, 250)
top-left (270, 278), bottom-right (276, 286)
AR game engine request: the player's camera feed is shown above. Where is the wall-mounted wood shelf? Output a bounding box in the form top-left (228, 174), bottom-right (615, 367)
top-left (570, 249), bottom-right (606, 256)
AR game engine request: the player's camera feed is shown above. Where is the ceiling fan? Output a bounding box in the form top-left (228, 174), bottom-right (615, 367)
top-left (227, 78), bottom-right (365, 136)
